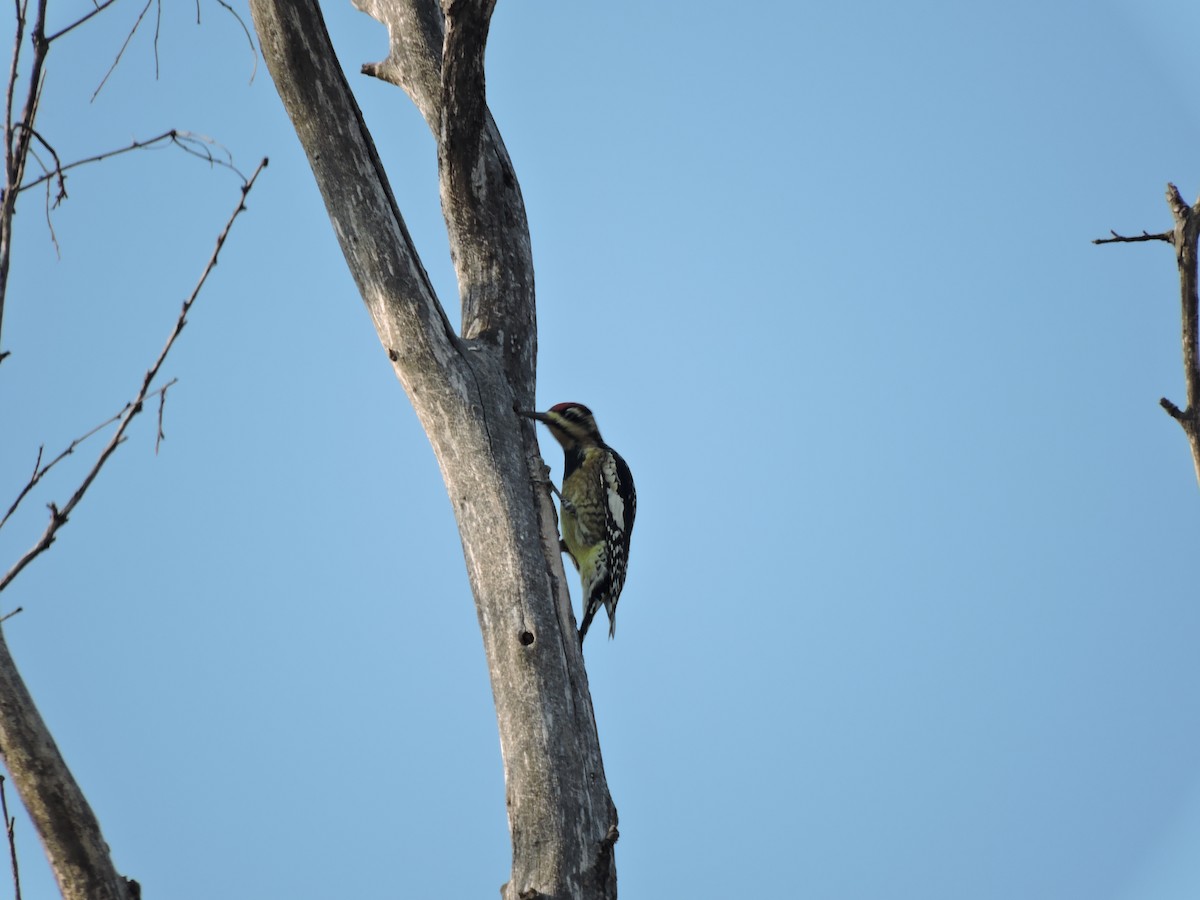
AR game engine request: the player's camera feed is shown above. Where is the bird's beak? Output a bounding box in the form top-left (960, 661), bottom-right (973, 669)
top-left (519, 409), bottom-right (547, 423)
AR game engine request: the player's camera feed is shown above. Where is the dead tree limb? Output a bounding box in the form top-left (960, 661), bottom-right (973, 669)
top-left (1096, 183), bottom-right (1200, 488)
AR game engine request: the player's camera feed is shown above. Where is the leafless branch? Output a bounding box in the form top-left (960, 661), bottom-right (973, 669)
top-left (1098, 182), bottom-right (1200, 488)
top-left (155, 380), bottom-right (171, 454)
top-left (0, 379), bottom-right (178, 533)
top-left (4, 2), bottom-right (28, 170)
top-left (211, 0), bottom-right (258, 84)
top-left (1161, 397), bottom-right (1185, 421)
top-left (0, 776), bottom-right (21, 900)
top-left (0, 447), bottom-right (43, 534)
top-left (168, 129), bottom-right (241, 173)
top-left (1092, 229), bottom-right (1173, 245)
top-left (37, 155), bottom-right (58, 254)
top-left (43, 0), bottom-right (118, 44)
top-left (18, 129), bottom-right (245, 194)
top-left (0, 158), bottom-right (267, 595)
top-left (15, 123), bottom-right (65, 257)
top-left (18, 125), bottom-right (64, 195)
top-left (0, 0), bottom-right (48, 348)
top-left (152, 0), bottom-right (162, 79)
top-left (90, 0), bottom-right (155, 103)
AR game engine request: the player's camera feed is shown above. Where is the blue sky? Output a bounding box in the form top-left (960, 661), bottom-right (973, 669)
top-left (2, 1), bottom-right (1200, 898)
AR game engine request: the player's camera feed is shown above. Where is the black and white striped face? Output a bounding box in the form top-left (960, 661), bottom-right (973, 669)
top-left (527, 402), bottom-right (604, 449)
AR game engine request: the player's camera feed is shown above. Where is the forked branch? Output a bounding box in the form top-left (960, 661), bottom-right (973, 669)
top-left (16, 129), bottom-right (245, 198)
top-left (249, 3), bottom-right (615, 896)
top-left (0, 159), bottom-right (267, 596)
top-left (0, 379), bottom-right (178, 533)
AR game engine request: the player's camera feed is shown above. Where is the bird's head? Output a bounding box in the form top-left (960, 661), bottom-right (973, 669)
top-left (520, 402), bottom-right (603, 449)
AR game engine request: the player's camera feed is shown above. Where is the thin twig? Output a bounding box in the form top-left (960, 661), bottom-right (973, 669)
top-left (90, 0), bottom-right (154, 102)
top-left (155, 380), bottom-right (171, 454)
top-left (22, 142), bottom-right (58, 256)
top-left (18, 129), bottom-right (245, 194)
top-left (1, 448), bottom-right (43, 534)
top-left (0, 380), bottom-right (177, 532)
top-left (39, 157), bottom-right (58, 255)
top-left (17, 124), bottom-right (65, 256)
top-left (0, 776), bottom-right (21, 900)
top-left (24, 131), bottom-right (62, 189)
top-left (211, 0), bottom-right (258, 84)
top-left (169, 130), bottom-right (240, 174)
top-left (4, 0), bottom-right (27, 177)
top-left (1091, 229), bottom-right (1173, 245)
top-left (152, 0), bottom-right (161, 80)
top-left (43, 0), bottom-right (118, 44)
top-left (0, 159), bottom-right (266, 595)
top-left (0, 608), bottom-right (21, 624)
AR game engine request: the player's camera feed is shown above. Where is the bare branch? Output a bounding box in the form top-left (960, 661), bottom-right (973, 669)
top-left (441, 0), bottom-right (495, 159)
top-left (38, 154), bottom-right (59, 255)
top-left (18, 129), bottom-right (245, 194)
top-left (90, 0), bottom-right (155, 103)
top-left (19, 123), bottom-right (65, 202)
top-left (1100, 184), bottom-right (1200, 488)
top-left (4, 1), bottom-right (27, 173)
top-left (0, 776), bottom-right (21, 900)
top-left (155, 380), bottom-right (171, 454)
top-left (0, 617), bottom-right (139, 900)
top-left (438, 3), bottom-right (535, 387)
top-left (0, 447), bottom-right (45, 534)
top-left (0, 379), bottom-right (177, 532)
top-left (152, 0), bottom-right (161, 79)
top-left (0, 0), bottom-right (48, 349)
top-left (1166, 182), bottom-right (1190, 220)
top-left (0, 160), bottom-right (266, 595)
top-left (1092, 229), bottom-right (1173, 245)
top-left (211, 0), bottom-right (258, 84)
top-left (168, 129), bottom-right (241, 174)
top-left (43, 0), bottom-right (118, 44)
top-left (1161, 397), bottom-right (1185, 421)
top-left (21, 136), bottom-right (62, 255)
top-left (354, 0), bottom-right (444, 125)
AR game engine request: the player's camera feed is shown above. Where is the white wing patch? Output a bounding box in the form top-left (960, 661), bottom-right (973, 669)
top-left (602, 454), bottom-right (626, 527)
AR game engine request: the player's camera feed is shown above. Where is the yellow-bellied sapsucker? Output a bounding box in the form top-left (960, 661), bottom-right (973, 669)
top-left (522, 402), bottom-right (636, 645)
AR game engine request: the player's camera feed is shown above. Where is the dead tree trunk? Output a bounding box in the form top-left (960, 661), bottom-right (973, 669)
top-left (247, 3), bottom-right (619, 897)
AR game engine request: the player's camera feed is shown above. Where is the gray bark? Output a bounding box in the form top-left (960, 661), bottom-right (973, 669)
top-left (1163, 185), bottom-right (1200, 487)
top-left (0, 627), bottom-right (137, 900)
top-left (1095, 184), bottom-right (1200, 490)
top-left (248, 2), bottom-right (618, 898)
